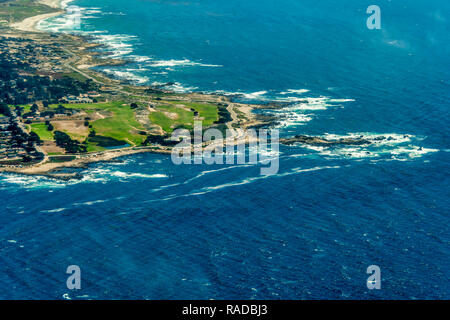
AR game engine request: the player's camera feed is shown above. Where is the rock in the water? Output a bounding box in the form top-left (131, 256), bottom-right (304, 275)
top-left (280, 135), bottom-right (372, 146)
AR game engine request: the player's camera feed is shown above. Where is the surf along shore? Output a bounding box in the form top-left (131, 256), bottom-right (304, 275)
top-left (9, 0), bottom-right (63, 31)
top-left (0, 0), bottom-right (275, 179)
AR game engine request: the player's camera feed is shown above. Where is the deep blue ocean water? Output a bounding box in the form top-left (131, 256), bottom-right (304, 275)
top-left (0, 0), bottom-right (449, 299)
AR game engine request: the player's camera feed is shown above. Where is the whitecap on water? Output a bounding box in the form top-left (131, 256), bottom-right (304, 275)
top-left (101, 69), bottom-right (149, 84)
top-left (292, 132), bottom-right (439, 161)
top-left (266, 95), bottom-right (355, 128)
top-left (149, 165), bottom-right (343, 202)
top-left (279, 89), bottom-right (310, 95)
top-left (152, 82), bottom-right (199, 93)
top-left (147, 59), bottom-right (222, 68)
top-left (41, 208), bottom-right (66, 213)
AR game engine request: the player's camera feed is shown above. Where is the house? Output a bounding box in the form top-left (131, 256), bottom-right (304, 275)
top-left (0, 117), bottom-right (9, 124)
top-left (64, 95), bottom-right (93, 104)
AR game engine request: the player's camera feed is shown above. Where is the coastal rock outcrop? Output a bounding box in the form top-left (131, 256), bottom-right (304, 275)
top-left (280, 135), bottom-right (372, 146)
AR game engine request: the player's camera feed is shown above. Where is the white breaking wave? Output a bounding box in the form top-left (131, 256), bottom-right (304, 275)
top-left (146, 165), bottom-right (344, 202)
top-left (152, 81), bottom-right (199, 93)
top-left (73, 199), bottom-right (108, 206)
top-left (85, 167), bottom-right (168, 180)
top-left (268, 95), bottom-right (355, 128)
top-left (128, 55), bottom-right (152, 62)
top-left (211, 90), bottom-right (270, 101)
top-left (279, 89), bottom-right (310, 95)
top-left (91, 34), bottom-right (137, 58)
top-left (101, 170), bottom-right (168, 179)
top-left (0, 173), bottom-right (72, 188)
top-left (240, 91), bottom-right (268, 100)
top-left (102, 69), bottom-right (149, 84)
top-left (148, 59), bottom-right (222, 68)
top-left (291, 132), bottom-right (439, 161)
top-left (41, 208), bottom-right (66, 213)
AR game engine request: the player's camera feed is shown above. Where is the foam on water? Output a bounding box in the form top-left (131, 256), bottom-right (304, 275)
top-left (147, 59), bottom-right (222, 68)
top-left (147, 165), bottom-right (344, 202)
top-left (279, 89), bottom-right (310, 95)
top-left (151, 81), bottom-right (200, 93)
top-left (101, 68), bottom-right (149, 84)
top-left (291, 133), bottom-right (439, 161)
top-left (41, 207), bottom-right (67, 213)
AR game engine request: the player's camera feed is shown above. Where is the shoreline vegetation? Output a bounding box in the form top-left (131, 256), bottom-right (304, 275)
top-left (0, 0), bottom-right (373, 180)
top-left (0, 0), bottom-right (276, 179)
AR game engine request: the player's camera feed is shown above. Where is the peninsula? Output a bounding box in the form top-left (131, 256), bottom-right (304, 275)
top-left (0, 0), bottom-right (271, 179)
top-left (0, 0), bottom-right (375, 179)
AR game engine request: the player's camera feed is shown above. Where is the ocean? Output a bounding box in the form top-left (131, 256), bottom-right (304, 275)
top-left (0, 0), bottom-right (449, 299)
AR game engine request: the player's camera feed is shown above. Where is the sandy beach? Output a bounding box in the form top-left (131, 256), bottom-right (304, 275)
top-left (1, 0), bottom-right (270, 179)
top-left (11, 11), bottom-right (63, 32)
top-left (10, 0), bottom-right (64, 32)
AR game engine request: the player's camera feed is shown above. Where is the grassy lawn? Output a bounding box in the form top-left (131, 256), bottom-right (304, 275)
top-left (86, 143), bottom-right (105, 153)
top-left (64, 131), bottom-right (88, 142)
top-left (149, 111), bottom-right (175, 133)
top-left (29, 100), bottom-right (217, 149)
top-left (49, 102), bottom-right (146, 147)
top-left (92, 105), bottom-right (145, 145)
top-left (149, 104), bottom-right (194, 133)
top-left (30, 123), bottom-right (54, 141)
top-left (8, 104), bottom-right (32, 113)
top-left (180, 102), bottom-right (219, 126)
top-left (0, 0), bottom-right (58, 23)
top-left (62, 72), bottom-right (90, 83)
top-left (149, 101), bottom-right (218, 133)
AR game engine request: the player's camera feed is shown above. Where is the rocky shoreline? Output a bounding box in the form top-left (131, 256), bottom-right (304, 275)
top-left (0, 2), bottom-right (277, 180)
top-left (280, 135), bottom-right (372, 146)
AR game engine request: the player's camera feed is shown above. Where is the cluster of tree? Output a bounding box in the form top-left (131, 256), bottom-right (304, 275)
top-left (54, 104), bottom-right (74, 115)
top-left (214, 104), bottom-right (232, 124)
top-left (28, 132), bottom-right (42, 145)
top-left (45, 120), bottom-right (54, 131)
top-left (5, 122), bottom-right (42, 159)
top-left (143, 134), bottom-right (178, 147)
top-left (0, 102), bottom-right (11, 117)
top-left (14, 105), bottom-right (24, 117)
top-left (41, 110), bottom-right (56, 118)
top-left (21, 103), bottom-right (40, 119)
top-left (54, 131), bottom-right (87, 154)
top-left (88, 135), bottom-right (126, 148)
top-left (7, 122), bottom-right (29, 147)
top-left (189, 108), bottom-right (199, 116)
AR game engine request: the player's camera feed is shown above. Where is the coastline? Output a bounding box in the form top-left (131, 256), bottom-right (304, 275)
top-left (1, 1), bottom-right (274, 180)
top-left (10, 0), bottom-right (66, 33)
top-left (0, 147), bottom-right (172, 180)
top-left (10, 11), bottom-right (63, 32)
